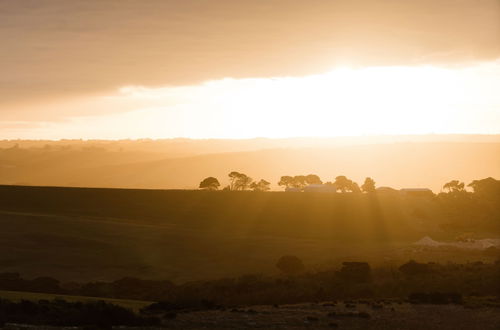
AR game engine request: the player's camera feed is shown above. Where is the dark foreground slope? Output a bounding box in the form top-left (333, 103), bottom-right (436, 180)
top-left (0, 185), bottom-right (497, 282)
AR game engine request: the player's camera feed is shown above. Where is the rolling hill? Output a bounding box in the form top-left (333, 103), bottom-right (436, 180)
top-left (0, 184), bottom-right (496, 283)
top-left (1, 141), bottom-right (499, 191)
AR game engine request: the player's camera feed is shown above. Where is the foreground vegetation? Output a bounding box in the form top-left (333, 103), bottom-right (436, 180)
top-left (1, 259), bottom-right (498, 307)
top-left (0, 299), bottom-right (159, 328)
top-left (0, 259), bottom-right (498, 329)
top-left (141, 297), bottom-right (500, 330)
top-left (0, 290), bottom-right (151, 312)
top-left (1, 295), bottom-right (499, 329)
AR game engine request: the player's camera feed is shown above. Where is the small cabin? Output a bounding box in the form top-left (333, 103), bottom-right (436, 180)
top-left (376, 186), bottom-right (398, 193)
top-left (303, 184), bottom-right (337, 193)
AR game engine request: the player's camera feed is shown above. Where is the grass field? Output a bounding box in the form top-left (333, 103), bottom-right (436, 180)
top-left (0, 290), bottom-right (152, 312)
top-left (0, 185), bottom-right (495, 283)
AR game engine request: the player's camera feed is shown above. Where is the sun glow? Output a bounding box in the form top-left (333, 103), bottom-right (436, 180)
top-left (3, 62), bottom-right (500, 139)
top-left (214, 65), bottom-right (461, 137)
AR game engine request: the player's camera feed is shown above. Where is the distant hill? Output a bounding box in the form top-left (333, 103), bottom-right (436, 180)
top-left (1, 134), bottom-right (499, 155)
top-left (1, 140), bottom-right (499, 191)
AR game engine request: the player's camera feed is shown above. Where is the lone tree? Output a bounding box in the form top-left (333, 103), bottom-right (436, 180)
top-left (276, 255), bottom-right (305, 275)
top-left (199, 177), bottom-right (220, 190)
top-left (250, 179), bottom-right (271, 191)
top-left (443, 180), bottom-right (465, 193)
top-left (228, 171), bottom-right (253, 190)
top-left (361, 177), bottom-right (376, 193)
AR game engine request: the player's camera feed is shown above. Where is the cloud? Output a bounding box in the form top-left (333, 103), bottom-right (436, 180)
top-left (0, 121), bottom-right (46, 129)
top-left (1, 61), bottom-right (499, 139)
top-left (0, 0), bottom-right (498, 110)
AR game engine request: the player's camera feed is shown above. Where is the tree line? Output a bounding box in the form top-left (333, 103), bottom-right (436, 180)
top-left (200, 173), bottom-right (376, 192)
top-left (201, 173), bottom-right (500, 195)
top-left (199, 172), bottom-right (271, 191)
top-left (441, 177), bottom-right (500, 195)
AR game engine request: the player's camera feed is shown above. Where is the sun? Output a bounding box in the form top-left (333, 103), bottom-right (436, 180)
top-left (5, 62), bottom-right (497, 140)
top-left (208, 65), bottom-right (460, 138)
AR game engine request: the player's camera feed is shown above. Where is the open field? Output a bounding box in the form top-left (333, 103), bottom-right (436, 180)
top-left (0, 185), bottom-right (498, 282)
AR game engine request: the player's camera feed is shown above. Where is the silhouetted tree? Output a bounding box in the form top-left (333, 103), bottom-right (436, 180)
top-left (467, 177), bottom-right (500, 196)
top-left (229, 171), bottom-right (241, 190)
top-left (199, 177), bottom-right (220, 191)
top-left (278, 176), bottom-right (294, 189)
top-left (334, 176), bottom-right (352, 192)
top-left (292, 175), bottom-right (307, 189)
top-left (361, 177), bottom-right (376, 193)
top-left (250, 179), bottom-right (271, 192)
top-left (276, 255), bottom-right (305, 275)
top-left (236, 174), bottom-right (253, 191)
top-left (228, 171), bottom-right (253, 190)
top-left (351, 182), bottom-right (361, 193)
top-left (443, 180), bottom-right (465, 193)
top-left (305, 174), bottom-right (323, 185)
top-left (278, 175), bottom-right (309, 190)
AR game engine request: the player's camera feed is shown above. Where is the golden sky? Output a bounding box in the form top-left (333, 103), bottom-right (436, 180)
top-left (1, 0), bottom-right (499, 139)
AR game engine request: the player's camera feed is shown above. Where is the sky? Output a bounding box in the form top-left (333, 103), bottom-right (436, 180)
top-left (1, 0), bottom-right (499, 139)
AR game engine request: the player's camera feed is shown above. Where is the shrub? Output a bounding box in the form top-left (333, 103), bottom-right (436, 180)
top-left (399, 260), bottom-right (432, 276)
top-left (276, 256), bottom-right (305, 275)
top-left (338, 262), bottom-right (372, 283)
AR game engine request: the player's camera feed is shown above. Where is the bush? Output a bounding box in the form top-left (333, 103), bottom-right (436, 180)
top-left (338, 262), bottom-right (372, 283)
top-left (399, 260), bottom-right (433, 276)
top-left (276, 256), bottom-right (305, 275)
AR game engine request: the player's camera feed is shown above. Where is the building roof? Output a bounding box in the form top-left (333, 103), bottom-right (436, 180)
top-left (400, 188), bottom-right (433, 192)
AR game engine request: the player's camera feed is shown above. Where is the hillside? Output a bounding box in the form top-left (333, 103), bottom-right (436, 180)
top-left (0, 185), bottom-right (497, 283)
top-left (1, 141), bottom-right (499, 191)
